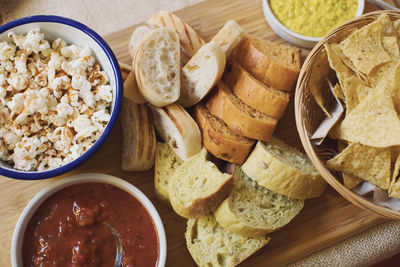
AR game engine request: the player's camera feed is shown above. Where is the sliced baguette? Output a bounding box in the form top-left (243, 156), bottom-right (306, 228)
top-left (169, 148), bottom-right (234, 218)
top-left (148, 103), bottom-right (201, 161)
top-left (224, 60), bottom-right (290, 119)
top-left (233, 35), bottom-right (301, 92)
top-left (179, 41), bottom-right (226, 107)
top-left (121, 99), bottom-right (156, 171)
top-left (154, 142), bottom-right (183, 203)
top-left (211, 20), bottom-right (244, 57)
top-left (214, 166), bottom-right (304, 237)
top-left (129, 25), bottom-right (152, 57)
top-left (148, 10), bottom-right (205, 56)
top-left (123, 71), bottom-right (147, 104)
top-left (194, 103), bottom-right (254, 164)
top-left (205, 81), bottom-right (278, 141)
top-left (242, 138), bottom-right (326, 199)
top-left (134, 27), bottom-right (180, 107)
top-left (186, 214), bottom-right (270, 267)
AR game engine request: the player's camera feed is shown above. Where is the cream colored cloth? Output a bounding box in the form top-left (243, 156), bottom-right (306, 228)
top-left (1, 0), bottom-right (400, 266)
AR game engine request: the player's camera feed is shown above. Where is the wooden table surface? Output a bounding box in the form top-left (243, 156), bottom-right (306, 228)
top-left (0, 0), bottom-right (393, 266)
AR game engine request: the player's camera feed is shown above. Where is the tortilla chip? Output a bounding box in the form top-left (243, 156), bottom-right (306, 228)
top-left (332, 83), bottom-right (345, 101)
top-left (308, 49), bottom-right (331, 117)
top-left (325, 43), bottom-right (353, 86)
top-left (341, 76), bottom-right (369, 113)
top-left (394, 19), bottom-right (400, 36)
top-left (337, 141), bottom-right (363, 189)
top-left (331, 43), bottom-right (368, 81)
top-left (339, 18), bottom-right (391, 74)
top-left (389, 153), bottom-right (400, 198)
top-left (326, 142), bottom-right (391, 189)
top-left (382, 36), bottom-right (399, 57)
top-left (329, 86), bottom-right (400, 147)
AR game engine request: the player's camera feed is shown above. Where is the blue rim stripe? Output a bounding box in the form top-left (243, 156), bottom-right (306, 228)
top-left (0, 15), bottom-right (123, 180)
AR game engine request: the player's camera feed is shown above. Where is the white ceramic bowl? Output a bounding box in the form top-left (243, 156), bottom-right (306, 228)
top-left (0, 16), bottom-right (123, 180)
top-left (262, 0), bottom-right (365, 48)
top-left (11, 173), bottom-right (167, 267)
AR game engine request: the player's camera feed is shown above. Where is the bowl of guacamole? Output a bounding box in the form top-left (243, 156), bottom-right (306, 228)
top-left (263, 0), bottom-right (364, 48)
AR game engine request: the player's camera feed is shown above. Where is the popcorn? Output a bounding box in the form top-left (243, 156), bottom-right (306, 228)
top-left (0, 29), bottom-right (112, 171)
top-left (0, 41), bottom-right (16, 61)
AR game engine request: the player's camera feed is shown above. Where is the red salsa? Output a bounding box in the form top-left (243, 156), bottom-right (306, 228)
top-left (22, 183), bottom-right (159, 267)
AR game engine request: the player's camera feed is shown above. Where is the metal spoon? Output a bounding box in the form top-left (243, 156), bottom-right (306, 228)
top-left (367, 0), bottom-right (399, 10)
top-left (103, 221), bottom-right (123, 267)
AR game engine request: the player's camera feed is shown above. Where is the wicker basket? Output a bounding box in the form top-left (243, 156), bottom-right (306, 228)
top-left (295, 10), bottom-right (400, 220)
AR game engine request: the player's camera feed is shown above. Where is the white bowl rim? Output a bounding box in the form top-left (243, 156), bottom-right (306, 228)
top-left (0, 15), bottom-right (123, 180)
top-left (263, 0), bottom-right (365, 41)
top-left (11, 173), bottom-right (167, 267)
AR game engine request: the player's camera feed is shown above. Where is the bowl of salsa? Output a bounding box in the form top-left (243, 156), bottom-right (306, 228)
top-left (11, 173), bottom-right (166, 267)
top-left (262, 0), bottom-right (364, 48)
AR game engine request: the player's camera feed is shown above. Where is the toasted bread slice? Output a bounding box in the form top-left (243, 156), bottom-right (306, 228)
top-left (214, 166), bottom-right (304, 237)
top-left (134, 28), bottom-right (180, 107)
top-left (179, 41), bottom-right (226, 107)
top-left (123, 70), bottom-right (147, 104)
top-left (224, 60), bottom-right (290, 119)
top-left (242, 138), bottom-right (326, 199)
top-left (154, 142), bottom-right (183, 203)
top-left (169, 148), bottom-right (234, 218)
top-left (148, 10), bottom-right (205, 56)
top-left (148, 103), bottom-right (201, 161)
top-left (194, 103), bottom-right (254, 164)
top-left (129, 25), bottom-right (152, 57)
top-left (186, 214), bottom-right (270, 267)
top-left (205, 81), bottom-right (278, 141)
top-left (121, 99), bottom-right (156, 171)
top-left (211, 20), bottom-right (244, 57)
top-left (233, 35), bottom-right (301, 92)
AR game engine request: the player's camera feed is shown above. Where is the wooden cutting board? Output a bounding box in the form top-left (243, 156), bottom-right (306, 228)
top-left (0, 0), bottom-right (392, 266)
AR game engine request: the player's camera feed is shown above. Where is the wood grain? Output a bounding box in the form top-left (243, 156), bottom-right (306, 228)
top-left (0, 0), bottom-right (391, 266)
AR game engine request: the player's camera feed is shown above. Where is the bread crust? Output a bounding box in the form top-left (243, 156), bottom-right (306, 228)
top-left (205, 81), bottom-right (277, 141)
top-left (148, 103), bottom-right (202, 161)
top-left (233, 35), bottom-right (301, 92)
top-left (194, 103), bottom-right (254, 164)
top-left (242, 141), bottom-right (326, 199)
top-left (148, 10), bottom-right (205, 56)
top-left (121, 99), bottom-right (156, 171)
top-left (224, 60), bottom-right (289, 119)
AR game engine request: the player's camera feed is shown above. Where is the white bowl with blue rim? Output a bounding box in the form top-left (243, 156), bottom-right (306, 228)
top-left (0, 15), bottom-right (123, 180)
top-left (262, 0), bottom-right (365, 48)
top-left (11, 173), bottom-right (167, 267)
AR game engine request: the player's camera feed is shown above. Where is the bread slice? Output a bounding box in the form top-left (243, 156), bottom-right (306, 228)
top-left (148, 103), bottom-right (202, 161)
top-left (194, 103), bottom-right (254, 164)
top-left (121, 99), bottom-right (156, 171)
top-left (178, 41), bottom-right (226, 107)
top-left (148, 10), bottom-right (205, 56)
top-left (211, 20), bottom-right (244, 57)
top-left (186, 214), bottom-right (270, 267)
top-left (169, 148), bottom-right (234, 218)
top-left (224, 60), bottom-right (290, 119)
top-left (242, 138), bottom-right (326, 199)
top-left (134, 27), bottom-right (180, 107)
top-left (154, 142), bottom-right (183, 203)
top-left (205, 81), bottom-right (278, 141)
top-left (129, 25), bottom-right (152, 57)
top-left (214, 166), bottom-right (304, 237)
top-left (233, 35), bottom-right (301, 92)
top-left (123, 70), bottom-right (147, 104)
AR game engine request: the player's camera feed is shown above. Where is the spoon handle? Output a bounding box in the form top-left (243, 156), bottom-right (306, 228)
top-left (367, 0), bottom-right (399, 10)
